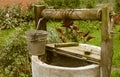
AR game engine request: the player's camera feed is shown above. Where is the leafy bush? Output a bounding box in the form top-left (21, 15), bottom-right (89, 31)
top-left (85, 0), bottom-right (96, 8)
top-left (40, 0), bottom-right (96, 9)
top-left (0, 4), bottom-right (34, 30)
top-left (115, 0), bottom-right (120, 12)
top-left (0, 24), bottom-right (33, 77)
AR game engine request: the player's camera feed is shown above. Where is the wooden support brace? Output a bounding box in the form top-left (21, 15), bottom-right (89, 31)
top-left (101, 6), bottom-right (113, 77)
top-left (34, 5), bottom-right (47, 30)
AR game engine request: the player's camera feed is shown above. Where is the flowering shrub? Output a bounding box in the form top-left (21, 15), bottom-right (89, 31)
top-left (0, 4), bottom-right (34, 30)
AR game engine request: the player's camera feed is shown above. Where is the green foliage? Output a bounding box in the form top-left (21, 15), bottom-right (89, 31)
top-left (0, 23), bottom-right (34, 77)
top-left (111, 70), bottom-right (120, 77)
top-left (75, 20), bottom-right (100, 32)
top-left (84, 0), bottom-right (96, 8)
top-left (115, 0), bottom-right (120, 12)
top-left (112, 25), bottom-right (120, 67)
top-left (62, 0), bottom-right (82, 8)
top-left (0, 4), bottom-right (35, 77)
top-left (47, 21), bottom-right (61, 43)
top-left (97, 0), bottom-right (104, 3)
top-left (41, 0), bottom-right (97, 9)
top-left (0, 4), bottom-right (34, 30)
top-left (0, 1), bottom-right (120, 77)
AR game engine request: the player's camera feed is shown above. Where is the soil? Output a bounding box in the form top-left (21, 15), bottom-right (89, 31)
top-left (0, 0), bottom-right (37, 10)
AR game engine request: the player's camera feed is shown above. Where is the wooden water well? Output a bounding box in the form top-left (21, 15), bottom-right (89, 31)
top-left (30, 5), bottom-right (114, 77)
top-left (32, 44), bottom-right (101, 77)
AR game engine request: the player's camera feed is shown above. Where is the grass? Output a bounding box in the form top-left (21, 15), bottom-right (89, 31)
top-left (111, 70), bottom-right (120, 77)
top-left (75, 20), bottom-right (101, 46)
top-left (86, 29), bottom-right (101, 46)
top-left (112, 25), bottom-right (120, 67)
top-left (0, 22), bottom-right (35, 45)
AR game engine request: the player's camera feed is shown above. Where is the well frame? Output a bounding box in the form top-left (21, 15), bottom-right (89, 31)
top-left (34, 5), bottom-right (114, 77)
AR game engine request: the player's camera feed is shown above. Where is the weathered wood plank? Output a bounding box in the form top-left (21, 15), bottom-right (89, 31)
top-left (101, 6), bottom-right (113, 77)
top-left (46, 44), bottom-right (101, 64)
top-left (41, 9), bottom-right (102, 20)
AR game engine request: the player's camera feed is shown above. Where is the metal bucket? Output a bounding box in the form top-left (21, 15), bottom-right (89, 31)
top-left (26, 30), bottom-right (47, 55)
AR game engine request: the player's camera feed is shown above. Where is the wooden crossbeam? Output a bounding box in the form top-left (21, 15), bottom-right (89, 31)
top-left (41, 9), bottom-right (102, 20)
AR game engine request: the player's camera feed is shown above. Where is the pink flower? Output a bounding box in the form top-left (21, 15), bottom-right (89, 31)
top-left (5, 13), bottom-right (10, 18)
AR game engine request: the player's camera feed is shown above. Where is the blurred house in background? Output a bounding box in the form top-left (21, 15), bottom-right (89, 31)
top-left (0, 0), bottom-right (37, 10)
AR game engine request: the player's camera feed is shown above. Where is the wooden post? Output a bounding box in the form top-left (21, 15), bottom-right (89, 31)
top-left (101, 6), bottom-right (113, 77)
top-left (34, 5), bottom-right (47, 30)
